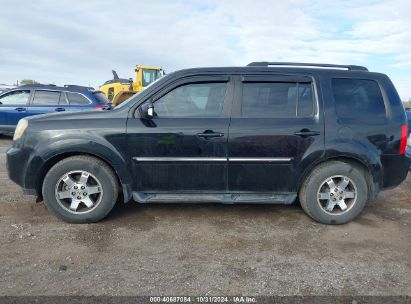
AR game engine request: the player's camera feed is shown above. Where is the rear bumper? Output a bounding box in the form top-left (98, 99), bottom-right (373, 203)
top-left (381, 154), bottom-right (409, 189)
top-left (6, 145), bottom-right (40, 196)
top-left (406, 147), bottom-right (411, 170)
top-left (22, 188), bottom-right (38, 195)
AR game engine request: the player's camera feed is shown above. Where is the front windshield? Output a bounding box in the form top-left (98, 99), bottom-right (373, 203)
top-left (142, 69), bottom-right (161, 87)
top-left (93, 92), bottom-right (109, 104)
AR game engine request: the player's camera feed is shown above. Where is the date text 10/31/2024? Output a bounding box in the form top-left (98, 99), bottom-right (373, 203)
top-left (149, 296), bottom-right (257, 303)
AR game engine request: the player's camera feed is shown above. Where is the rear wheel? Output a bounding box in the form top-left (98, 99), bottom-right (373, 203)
top-left (299, 161), bottom-right (368, 224)
top-left (42, 156), bottom-right (119, 223)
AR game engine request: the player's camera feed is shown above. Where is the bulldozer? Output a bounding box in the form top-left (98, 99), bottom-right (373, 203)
top-left (99, 65), bottom-right (165, 106)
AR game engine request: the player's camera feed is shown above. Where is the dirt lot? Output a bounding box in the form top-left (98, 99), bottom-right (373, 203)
top-left (0, 136), bottom-right (410, 296)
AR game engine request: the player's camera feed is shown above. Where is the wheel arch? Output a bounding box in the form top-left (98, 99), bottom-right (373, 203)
top-left (297, 156), bottom-right (380, 202)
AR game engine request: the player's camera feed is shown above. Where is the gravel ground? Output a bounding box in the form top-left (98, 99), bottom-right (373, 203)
top-left (0, 136), bottom-right (410, 296)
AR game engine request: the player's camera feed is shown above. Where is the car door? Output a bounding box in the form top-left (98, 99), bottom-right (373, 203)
top-left (28, 90), bottom-right (67, 116)
top-left (227, 74), bottom-right (324, 193)
top-left (126, 75), bottom-right (233, 192)
top-left (0, 89), bottom-right (31, 129)
top-left (66, 92), bottom-right (92, 110)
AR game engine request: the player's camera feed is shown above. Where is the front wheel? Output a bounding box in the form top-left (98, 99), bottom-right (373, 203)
top-left (299, 161), bottom-right (368, 224)
top-left (42, 156), bottom-right (119, 223)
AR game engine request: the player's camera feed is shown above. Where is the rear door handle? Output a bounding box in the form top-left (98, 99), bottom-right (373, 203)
top-left (15, 107), bottom-right (26, 112)
top-left (197, 131), bottom-right (225, 138)
top-left (55, 107), bottom-right (66, 112)
top-left (294, 130), bottom-right (320, 137)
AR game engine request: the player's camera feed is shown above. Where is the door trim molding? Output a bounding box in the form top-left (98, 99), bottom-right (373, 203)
top-left (133, 157), bottom-right (293, 162)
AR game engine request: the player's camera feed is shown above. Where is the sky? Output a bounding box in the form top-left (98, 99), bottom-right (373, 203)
top-left (0, 0), bottom-right (410, 100)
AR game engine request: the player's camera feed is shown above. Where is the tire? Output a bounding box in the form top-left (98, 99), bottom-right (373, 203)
top-left (299, 161), bottom-right (368, 225)
top-left (42, 155), bottom-right (119, 223)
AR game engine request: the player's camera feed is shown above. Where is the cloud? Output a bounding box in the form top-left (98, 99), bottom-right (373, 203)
top-left (0, 0), bottom-right (409, 98)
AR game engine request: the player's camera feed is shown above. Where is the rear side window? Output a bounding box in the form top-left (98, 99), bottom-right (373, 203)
top-left (241, 82), bottom-right (314, 117)
top-left (0, 90), bottom-right (30, 105)
top-left (32, 90), bottom-right (60, 105)
top-left (67, 92), bottom-right (90, 105)
top-left (332, 78), bottom-right (386, 119)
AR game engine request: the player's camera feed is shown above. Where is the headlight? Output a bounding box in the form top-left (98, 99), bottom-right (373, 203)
top-left (408, 134), bottom-right (411, 147)
top-left (13, 119), bottom-right (28, 141)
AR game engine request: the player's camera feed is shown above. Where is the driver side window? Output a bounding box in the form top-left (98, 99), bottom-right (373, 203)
top-left (154, 82), bottom-right (227, 117)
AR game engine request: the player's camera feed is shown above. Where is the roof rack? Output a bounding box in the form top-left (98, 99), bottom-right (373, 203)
top-left (64, 85), bottom-right (95, 90)
top-left (247, 62), bottom-right (369, 71)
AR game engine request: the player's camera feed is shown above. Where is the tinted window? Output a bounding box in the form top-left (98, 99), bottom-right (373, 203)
top-left (32, 90), bottom-right (60, 105)
top-left (59, 92), bottom-right (68, 105)
top-left (0, 90), bottom-right (30, 105)
top-left (142, 69), bottom-right (160, 87)
top-left (67, 92), bottom-right (90, 105)
top-left (93, 92), bottom-right (109, 105)
top-left (242, 82), bottom-right (314, 117)
top-left (332, 78), bottom-right (385, 119)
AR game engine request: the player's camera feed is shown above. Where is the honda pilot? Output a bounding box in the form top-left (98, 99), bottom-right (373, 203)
top-left (0, 84), bottom-right (109, 133)
top-left (6, 62), bottom-right (409, 224)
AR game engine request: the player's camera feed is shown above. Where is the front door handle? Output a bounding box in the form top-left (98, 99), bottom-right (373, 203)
top-left (294, 129), bottom-right (320, 137)
top-left (15, 107), bottom-right (26, 112)
top-left (55, 107), bottom-right (66, 112)
top-left (197, 130), bottom-right (224, 138)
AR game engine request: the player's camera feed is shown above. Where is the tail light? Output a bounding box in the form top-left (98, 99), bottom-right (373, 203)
top-left (93, 105), bottom-right (105, 109)
top-left (400, 124), bottom-right (408, 154)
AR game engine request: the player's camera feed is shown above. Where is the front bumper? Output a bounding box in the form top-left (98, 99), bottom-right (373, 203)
top-left (381, 154), bottom-right (410, 188)
top-left (406, 146), bottom-right (411, 170)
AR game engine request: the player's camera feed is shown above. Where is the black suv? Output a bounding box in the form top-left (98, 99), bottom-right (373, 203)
top-left (6, 62), bottom-right (409, 224)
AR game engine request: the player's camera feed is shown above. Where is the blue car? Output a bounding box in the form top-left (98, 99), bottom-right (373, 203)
top-left (406, 110), bottom-right (411, 170)
top-left (0, 84), bottom-right (109, 133)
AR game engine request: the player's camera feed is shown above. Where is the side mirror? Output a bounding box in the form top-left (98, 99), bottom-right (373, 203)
top-left (139, 100), bottom-right (154, 119)
top-left (147, 105), bottom-right (154, 118)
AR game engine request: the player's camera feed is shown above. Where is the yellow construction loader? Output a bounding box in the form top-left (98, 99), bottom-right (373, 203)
top-left (100, 65), bottom-right (164, 105)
